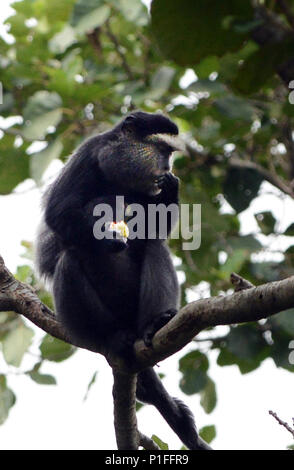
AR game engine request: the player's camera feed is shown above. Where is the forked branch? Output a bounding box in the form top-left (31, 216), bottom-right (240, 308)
top-left (1, 253), bottom-right (294, 449)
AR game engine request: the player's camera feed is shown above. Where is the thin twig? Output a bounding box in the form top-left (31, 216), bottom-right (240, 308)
top-left (230, 272), bottom-right (255, 292)
top-left (229, 157), bottom-right (294, 198)
top-left (139, 432), bottom-right (160, 450)
top-left (105, 20), bottom-right (134, 80)
top-left (269, 410), bottom-right (294, 438)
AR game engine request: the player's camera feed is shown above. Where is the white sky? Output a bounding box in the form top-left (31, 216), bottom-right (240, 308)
top-left (0, 0), bottom-right (294, 451)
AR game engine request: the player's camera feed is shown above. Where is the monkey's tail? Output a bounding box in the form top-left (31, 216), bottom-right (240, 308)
top-left (136, 367), bottom-right (212, 450)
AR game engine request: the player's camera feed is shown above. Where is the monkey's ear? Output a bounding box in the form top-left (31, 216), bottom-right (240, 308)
top-left (121, 114), bottom-right (136, 132)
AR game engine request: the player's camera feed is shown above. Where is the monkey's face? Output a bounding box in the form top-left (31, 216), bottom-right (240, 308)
top-left (99, 112), bottom-right (179, 195)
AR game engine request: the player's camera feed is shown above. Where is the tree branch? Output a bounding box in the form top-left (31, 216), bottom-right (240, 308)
top-left (1, 253), bottom-right (294, 371)
top-left (105, 20), bottom-right (134, 81)
top-left (133, 275), bottom-right (294, 370)
top-left (1, 254), bottom-right (294, 448)
top-left (230, 272), bottom-right (255, 291)
top-left (0, 255), bottom-right (101, 353)
top-left (229, 157), bottom-right (294, 198)
top-left (269, 410), bottom-right (294, 438)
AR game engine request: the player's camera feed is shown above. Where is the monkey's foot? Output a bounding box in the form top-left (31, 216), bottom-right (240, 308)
top-left (143, 309), bottom-right (177, 347)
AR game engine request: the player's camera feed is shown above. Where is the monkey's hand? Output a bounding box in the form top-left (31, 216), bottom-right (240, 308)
top-left (156, 172), bottom-right (179, 203)
top-left (143, 309), bottom-right (177, 347)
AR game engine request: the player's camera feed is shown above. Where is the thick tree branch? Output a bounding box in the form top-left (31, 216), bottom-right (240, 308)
top-left (1, 253), bottom-right (294, 371)
top-left (133, 275), bottom-right (294, 370)
top-left (1, 254), bottom-right (294, 448)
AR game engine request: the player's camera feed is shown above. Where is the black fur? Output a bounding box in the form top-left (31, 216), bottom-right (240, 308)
top-left (35, 111), bottom-right (210, 450)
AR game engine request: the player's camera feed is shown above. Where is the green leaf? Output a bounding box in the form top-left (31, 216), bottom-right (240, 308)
top-left (226, 325), bottom-right (267, 361)
top-left (71, 0), bottom-right (110, 34)
top-left (220, 249), bottom-right (248, 278)
top-left (71, 0), bottom-right (105, 25)
top-left (136, 401), bottom-right (144, 412)
top-left (224, 167), bottom-right (264, 213)
top-left (116, 0), bottom-right (148, 24)
top-left (227, 235), bottom-right (262, 253)
top-left (2, 322), bottom-right (34, 367)
top-left (217, 325), bottom-right (270, 374)
top-left (5, 12), bottom-right (28, 37)
top-left (27, 371), bottom-right (57, 385)
top-left (22, 91), bottom-right (63, 140)
top-left (188, 79), bottom-right (226, 96)
top-left (40, 335), bottom-right (76, 362)
top-left (214, 95), bottom-right (255, 121)
top-left (270, 329), bottom-right (294, 372)
top-left (0, 135), bottom-right (30, 195)
top-left (151, 434), bottom-right (169, 450)
top-left (284, 223), bottom-right (294, 236)
top-left (151, 0), bottom-right (253, 66)
top-left (0, 375), bottom-right (16, 425)
top-left (76, 6), bottom-right (110, 35)
top-left (270, 309), bottom-right (294, 336)
top-left (30, 139), bottom-right (63, 185)
top-left (255, 211), bottom-right (276, 235)
top-left (195, 56), bottom-right (219, 79)
top-left (49, 25), bottom-right (77, 54)
top-left (199, 425), bottom-right (216, 444)
top-left (200, 378), bottom-right (217, 414)
top-left (147, 66), bottom-right (175, 100)
top-left (15, 265), bottom-right (33, 283)
top-left (250, 261), bottom-right (281, 283)
top-left (232, 41), bottom-right (294, 95)
top-left (179, 351), bottom-right (209, 395)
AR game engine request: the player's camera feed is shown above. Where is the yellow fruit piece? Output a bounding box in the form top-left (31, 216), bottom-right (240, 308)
top-left (109, 220), bottom-right (129, 239)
